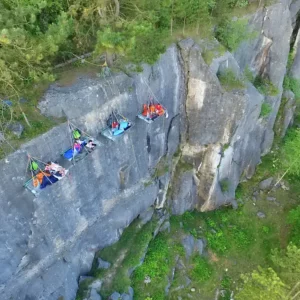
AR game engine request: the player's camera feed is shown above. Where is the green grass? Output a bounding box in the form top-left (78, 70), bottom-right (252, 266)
top-left (260, 102), bottom-right (272, 117)
top-left (217, 69), bottom-right (245, 91)
top-left (132, 233), bottom-right (183, 300)
top-left (283, 76), bottom-right (300, 100)
top-left (190, 256), bottom-right (213, 283)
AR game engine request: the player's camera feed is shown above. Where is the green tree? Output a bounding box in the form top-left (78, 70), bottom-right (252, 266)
top-left (215, 18), bottom-right (256, 51)
top-left (281, 129), bottom-right (300, 177)
top-left (271, 243), bottom-right (300, 285)
top-left (235, 267), bottom-right (289, 300)
top-left (0, 1), bottom-right (73, 99)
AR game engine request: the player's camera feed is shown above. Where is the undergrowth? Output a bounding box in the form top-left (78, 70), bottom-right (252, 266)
top-left (253, 76), bottom-right (279, 96)
top-left (260, 102), bottom-right (272, 117)
top-left (217, 69), bottom-right (245, 91)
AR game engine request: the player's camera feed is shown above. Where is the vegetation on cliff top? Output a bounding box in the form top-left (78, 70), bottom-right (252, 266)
top-left (0, 0), bottom-right (267, 154)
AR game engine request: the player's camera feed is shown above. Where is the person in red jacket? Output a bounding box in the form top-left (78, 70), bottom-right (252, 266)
top-left (155, 103), bottom-right (165, 116)
top-left (142, 104), bottom-right (149, 117)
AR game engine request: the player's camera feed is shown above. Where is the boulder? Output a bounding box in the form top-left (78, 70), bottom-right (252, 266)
top-left (97, 258), bottom-right (111, 270)
top-left (257, 212), bottom-right (266, 219)
top-left (109, 291), bottom-right (121, 300)
top-left (267, 196), bottom-right (276, 202)
top-left (181, 235), bottom-right (205, 259)
top-left (90, 280), bottom-right (102, 292)
top-left (259, 178), bottom-right (273, 190)
top-left (88, 289), bottom-right (101, 300)
top-left (7, 122), bottom-right (24, 138)
top-left (182, 235), bottom-right (195, 259)
top-left (195, 239), bottom-right (204, 255)
top-left (120, 287), bottom-right (134, 300)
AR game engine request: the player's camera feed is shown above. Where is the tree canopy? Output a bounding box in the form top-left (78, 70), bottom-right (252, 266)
top-left (0, 0), bottom-right (256, 102)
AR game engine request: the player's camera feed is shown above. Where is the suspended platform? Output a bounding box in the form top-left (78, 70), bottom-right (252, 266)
top-left (101, 111), bottom-right (134, 141)
top-left (137, 109), bottom-right (168, 124)
top-left (24, 170), bottom-right (69, 196)
top-left (101, 122), bottom-right (134, 141)
top-left (62, 120), bottom-right (101, 162)
top-left (62, 139), bottom-right (100, 162)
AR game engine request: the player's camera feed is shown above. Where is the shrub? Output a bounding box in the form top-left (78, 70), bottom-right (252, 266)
top-left (206, 229), bottom-right (229, 254)
top-left (220, 179), bottom-right (230, 193)
top-left (215, 19), bottom-right (256, 51)
top-left (253, 76), bottom-right (279, 96)
top-left (260, 103), bottom-right (272, 117)
top-left (283, 76), bottom-right (300, 100)
top-left (236, 267), bottom-right (288, 300)
top-left (287, 206), bottom-right (300, 245)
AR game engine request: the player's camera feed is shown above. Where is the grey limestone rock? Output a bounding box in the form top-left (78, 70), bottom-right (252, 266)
top-left (88, 289), bottom-right (101, 300)
top-left (170, 170), bottom-right (199, 215)
top-left (257, 212), bottom-right (266, 219)
top-left (79, 276), bottom-right (94, 283)
top-left (181, 234), bottom-right (205, 259)
top-left (182, 235), bottom-right (195, 259)
top-left (195, 239), bottom-right (204, 255)
top-left (90, 279), bottom-right (102, 291)
top-left (120, 287), bottom-right (134, 300)
top-left (7, 122), bottom-right (24, 138)
top-left (259, 178), bottom-right (273, 190)
top-left (0, 44), bottom-right (184, 300)
top-left (290, 29), bottom-right (300, 80)
top-left (282, 91), bottom-right (296, 137)
top-left (109, 291), bottom-right (121, 300)
top-left (139, 207), bottom-right (154, 225)
top-left (97, 258), bottom-right (111, 270)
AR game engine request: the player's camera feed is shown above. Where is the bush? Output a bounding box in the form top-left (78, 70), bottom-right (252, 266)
top-left (281, 128), bottom-right (300, 177)
top-left (253, 76), bottom-right (279, 96)
top-left (220, 179), bottom-right (230, 193)
top-left (206, 229), bottom-right (229, 254)
top-left (287, 206), bottom-right (300, 245)
top-left (217, 69), bottom-right (245, 90)
top-left (215, 19), bottom-right (256, 51)
top-left (283, 76), bottom-right (300, 100)
top-left (260, 103), bottom-right (272, 117)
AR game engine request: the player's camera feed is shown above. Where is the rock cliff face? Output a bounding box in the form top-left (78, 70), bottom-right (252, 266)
top-left (0, 1), bottom-right (299, 299)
